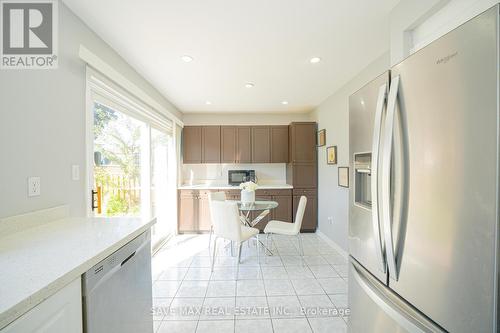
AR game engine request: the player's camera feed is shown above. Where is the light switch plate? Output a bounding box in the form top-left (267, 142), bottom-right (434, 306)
top-left (72, 165), bottom-right (80, 181)
top-left (28, 177), bottom-right (41, 197)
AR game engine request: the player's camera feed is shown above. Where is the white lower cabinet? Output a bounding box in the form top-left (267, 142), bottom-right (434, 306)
top-left (2, 277), bottom-right (82, 333)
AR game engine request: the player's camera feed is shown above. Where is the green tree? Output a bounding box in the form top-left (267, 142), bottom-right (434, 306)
top-left (93, 103), bottom-right (142, 216)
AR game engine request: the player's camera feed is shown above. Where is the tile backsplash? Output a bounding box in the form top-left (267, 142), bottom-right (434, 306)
top-left (181, 163), bottom-right (287, 185)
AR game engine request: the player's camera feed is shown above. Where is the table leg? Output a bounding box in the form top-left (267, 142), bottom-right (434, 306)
top-left (239, 212), bottom-right (273, 256)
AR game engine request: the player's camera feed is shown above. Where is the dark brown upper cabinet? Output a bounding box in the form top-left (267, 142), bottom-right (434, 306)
top-left (221, 126), bottom-right (237, 163)
top-left (183, 124), bottom-right (295, 165)
top-left (182, 126), bottom-right (202, 163)
top-left (183, 126), bottom-right (221, 164)
top-left (201, 126), bottom-right (221, 163)
top-left (221, 126), bottom-right (252, 163)
top-left (236, 126), bottom-right (252, 163)
top-left (251, 126), bottom-right (271, 163)
top-left (270, 126), bottom-right (289, 163)
top-left (289, 122), bottom-right (317, 163)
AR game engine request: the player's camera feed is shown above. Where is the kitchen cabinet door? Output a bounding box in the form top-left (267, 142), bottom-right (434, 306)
top-left (221, 126), bottom-right (237, 163)
top-left (202, 126), bottom-right (221, 163)
top-left (289, 122), bottom-right (317, 163)
top-left (198, 192), bottom-right (212, 232)
top-left (183, 126), bottom-right (202, 164)
top-left (224, 190), bottom-right (240, 201)
top-left (271, 195), bottom-right (293, 222)
top-left (1, 277), bottom-right (82, 333)
top-left (251, 126), bottom-right (271, 163)
top-left (236, 126), bottom-right (252, 163)
top-left (293, 193), bottom-right (317, 231)
top-left (270, 126), bottom-right (289, 163)
top-left (291, 163), bottom-right (317, 188)
top-left (178, 191), bottom-right (197, 232)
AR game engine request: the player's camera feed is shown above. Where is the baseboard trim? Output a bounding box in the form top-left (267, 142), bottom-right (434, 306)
top-left (316, 230), bottom-right (348, 259)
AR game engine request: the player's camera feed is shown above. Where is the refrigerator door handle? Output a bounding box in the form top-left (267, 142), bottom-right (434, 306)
top-left (381, 75), bottom-right (400, 281)
top-left (371, 83), bottom-right (388, 273)
top-left (351, 260), bottom-right (443, 333)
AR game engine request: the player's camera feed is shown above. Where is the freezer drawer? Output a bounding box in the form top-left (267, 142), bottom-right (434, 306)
top-left (348, 258), bottom-right (444, 333)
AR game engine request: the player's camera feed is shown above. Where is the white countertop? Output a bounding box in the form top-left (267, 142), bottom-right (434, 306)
top-left (178, 184), bottom-right (293, 190)
top-left (0, 215), bottom-right (155, 329)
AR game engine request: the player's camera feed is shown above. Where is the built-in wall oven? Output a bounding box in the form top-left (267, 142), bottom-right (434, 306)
top-left (228, 170), bottom-right (256, 186)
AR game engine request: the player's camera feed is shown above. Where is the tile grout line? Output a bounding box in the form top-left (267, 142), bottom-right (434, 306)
top-left (154, 234), bottom-right (347, 332)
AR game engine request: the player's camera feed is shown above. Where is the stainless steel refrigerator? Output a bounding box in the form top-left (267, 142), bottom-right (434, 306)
top-left (348, 5), bottom-right (499, 333)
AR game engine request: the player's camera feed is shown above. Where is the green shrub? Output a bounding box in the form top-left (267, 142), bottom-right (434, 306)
top-left (106, 195), bottom-right (129, 216)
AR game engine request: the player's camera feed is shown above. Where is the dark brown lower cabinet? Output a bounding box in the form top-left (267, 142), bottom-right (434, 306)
top-left (198, 191), bottom-right (212, 231)
top-left (271, 195), bottom-right (293, 222)
top-left (178, 189), bottom-right (297, 233)
top-left (177, 188), bottom-right (316, 233)
top-left (178, 190), bottom-right (212, 233)
top-left (178, 191), bottom-right (198, 232)
top-left (251, 195), bottom-right (271, 231)
top-left (293, 189), bottom-right (317, 232)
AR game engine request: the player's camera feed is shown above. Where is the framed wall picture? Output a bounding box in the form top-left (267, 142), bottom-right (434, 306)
top-left (338, 167), bottom-right (349, 188)
top-left (327, 146), bottom-right (337, 165)
top-left (317, 129), bottom-right (326, 147)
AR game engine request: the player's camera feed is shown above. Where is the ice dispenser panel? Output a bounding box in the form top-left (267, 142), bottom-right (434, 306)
top-left (354, 153), bottom-right (372, 208)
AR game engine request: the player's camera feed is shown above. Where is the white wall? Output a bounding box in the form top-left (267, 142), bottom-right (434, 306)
top-left (0, 3), bottom-right (181, 218)
top-left (181, 164), bottom-right (287, 186)
top-left (390, 0), bottom-right (498, 65)
top-left (183, 112), bottom-right (311, 126)
top-left (310, 52), bottom-right (390, 251)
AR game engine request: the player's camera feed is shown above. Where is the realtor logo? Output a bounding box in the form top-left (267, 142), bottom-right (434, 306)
top-left (1, 0), bottom-right (58, 69)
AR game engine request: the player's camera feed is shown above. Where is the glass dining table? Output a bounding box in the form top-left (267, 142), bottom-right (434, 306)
top-left (229, 200), bottom-right (279, 255)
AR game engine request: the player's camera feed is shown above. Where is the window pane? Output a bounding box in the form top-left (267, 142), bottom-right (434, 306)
top-left (151, 128), bottom-right (171, 243)
top-left (93, 102), bottom-right (145, 217)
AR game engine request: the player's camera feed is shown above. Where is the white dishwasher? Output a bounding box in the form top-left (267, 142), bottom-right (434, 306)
top-left (82, 230), bottom-right (153, 333)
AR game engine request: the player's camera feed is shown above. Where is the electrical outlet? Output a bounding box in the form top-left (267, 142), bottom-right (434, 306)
top-left (328, 216), bottom-right (334, 225)
top-left (28, 177), bottom-right (41, 197)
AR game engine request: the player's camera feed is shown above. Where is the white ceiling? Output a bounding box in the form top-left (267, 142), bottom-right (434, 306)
top-left (63, 0), bottom-right (399, 114)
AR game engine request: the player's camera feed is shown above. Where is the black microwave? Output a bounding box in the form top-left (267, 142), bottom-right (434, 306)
top-left (228, 170), bottom-right (256, 186)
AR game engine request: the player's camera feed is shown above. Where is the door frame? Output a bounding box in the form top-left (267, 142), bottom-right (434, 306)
top-left (85, 67), bottom-right (95, 217)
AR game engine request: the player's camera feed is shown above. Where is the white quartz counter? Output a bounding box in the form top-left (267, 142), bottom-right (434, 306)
top-left (178, 184), bottom-right (293, 190)
top-left (0, 215), bottom-right (155, 329)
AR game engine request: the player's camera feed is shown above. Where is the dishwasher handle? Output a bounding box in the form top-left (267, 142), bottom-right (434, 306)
top-left (121, 251), bottom-right (136, 266)
top-left (83, 231), bottom-right (151, 296)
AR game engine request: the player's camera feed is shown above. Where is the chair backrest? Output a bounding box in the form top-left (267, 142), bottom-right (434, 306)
top-left (210, 200), bottom-right (242, 242)
top-left (208, 192), bottom-right (226, 227)
top-left (292, 196), bottom-right (307, 234)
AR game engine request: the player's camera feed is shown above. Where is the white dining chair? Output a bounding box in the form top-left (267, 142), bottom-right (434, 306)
top-left (209, 200), bottom-right (260, 278)
top-left (208, 191), bottom-right (226, 251)
top-left (264, 196), bottom-right (307, 264)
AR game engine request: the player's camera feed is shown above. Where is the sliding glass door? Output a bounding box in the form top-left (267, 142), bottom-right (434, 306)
top-left (87, 68), bottom-right (177, 248)
top-left (93, 102), bottom-right (146, 217)
top-left (151, 128), bottom-right (173, 245)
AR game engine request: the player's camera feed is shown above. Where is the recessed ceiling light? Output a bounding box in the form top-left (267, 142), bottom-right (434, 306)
top-left (281, 100), bottom-right (289, 105)
top-left (181, 55), bottom-right (193, 63)
top-left (310, 57), bottom-right (321, 64)
top-left (205, 101), bottom-right (212, 105)
top-left (245, 82), bottom-right (255, 88)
